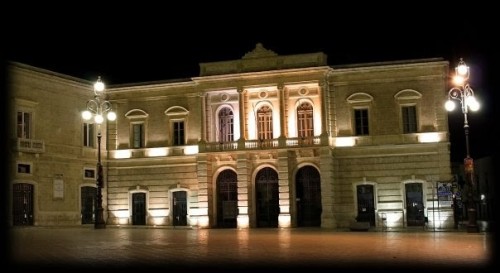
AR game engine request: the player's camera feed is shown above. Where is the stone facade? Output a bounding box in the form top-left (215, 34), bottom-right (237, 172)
top-left (8, 44), bottom-right (454, 229)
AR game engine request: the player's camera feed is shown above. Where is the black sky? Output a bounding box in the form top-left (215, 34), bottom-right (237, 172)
top-left (4, 4), bottom-right (497, 162)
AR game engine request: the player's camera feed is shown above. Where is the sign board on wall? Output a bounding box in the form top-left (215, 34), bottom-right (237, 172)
top-left (53, 174), bottom-right (64, 199)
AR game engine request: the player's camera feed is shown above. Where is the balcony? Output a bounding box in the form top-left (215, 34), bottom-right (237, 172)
top-left (203, 136), bottom-right (322, 152)
top-left (15, 138), bottom-right (45, 154)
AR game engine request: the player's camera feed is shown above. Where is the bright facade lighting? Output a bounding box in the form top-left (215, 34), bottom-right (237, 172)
top-left (146, 148), bottom-right (168, 157)
top-left (419, 132), bottom-right (440, 143)
top-left (113, 210), bottom-right (130, 218)
top-left (149, 209), bottom-right (169, 217)
top-left (114, 150), bottom-right (132, 159)
top-left (184, 145), bottom-right (199, 155)
top-left (278, 214), bottom-right (291, 228)
top-left (237, 215), bottom-right (250, 229)
top-left (335, 137), bottom-right (356, 147)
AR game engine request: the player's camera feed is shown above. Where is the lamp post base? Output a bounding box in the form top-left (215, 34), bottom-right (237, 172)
top-left (466, 208), bottom-right (479, 233)
top-left (94, 207), bottom-right (106, 229)
top-left (466, 224), bottom-right (479, 233)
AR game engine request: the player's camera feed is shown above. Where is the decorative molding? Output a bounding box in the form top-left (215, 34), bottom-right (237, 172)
top-left (125, 109), bottom-right (149, 119)
top-left (346, 92), bottom-right (374, 104)
top-left (165, 106), bottom-right (189, 116)
top-left (394, 89), bottom-right (422, 100)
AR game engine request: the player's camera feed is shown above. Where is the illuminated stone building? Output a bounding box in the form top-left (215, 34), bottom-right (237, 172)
top-left (8, 43), bottom-right (454, 229)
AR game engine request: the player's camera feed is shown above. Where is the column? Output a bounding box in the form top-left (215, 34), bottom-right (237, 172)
top-left (196, 154), bottom-right (210, 228)
top-left (278, 83), bottom-right (286, 147)
top-left (319, 79), bottom-right (329, 145)
top-left (237, 87), bottom-right (246, 149)
top-left (277, 150), bottom-right (291, 228)
top-left (198, 93), bottom-right (207, 152)
top-left (236, 153), bottom-right (250, 228)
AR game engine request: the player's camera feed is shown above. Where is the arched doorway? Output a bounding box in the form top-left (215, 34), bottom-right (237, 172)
top-left (216, 170), bottom-right (238, 228)
top-left (255, 167), bottom-right (279, 227)
top-left (296, 166), bottom-right (322, 227)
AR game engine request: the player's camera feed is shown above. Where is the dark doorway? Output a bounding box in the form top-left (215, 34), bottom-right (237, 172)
top-left (255, 167), bottom-right (279, 227)
top-left (296, 166), bottom-right (322, 227)
top-left (217, 170), bottom-right (238, 228)
top-left (173, 191), bottom-right (188, 226)
top-left (13, 183), bottom-right (34, 226)
top-left (356, 184), bottom-right (376, 226)
top-left (81, 186), bottom-right (96, 224)
top-left (132, 192), bottom-right (146, 225)
top-left (405, 183), bottom-right (425, 226)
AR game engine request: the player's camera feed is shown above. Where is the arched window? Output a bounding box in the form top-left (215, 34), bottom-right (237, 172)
top-left (257, 105), bottom-right (273, 140)
top-left (218, 107), bottom-right (234, 142)
top-left (297, 102), bottom-right (314, 138)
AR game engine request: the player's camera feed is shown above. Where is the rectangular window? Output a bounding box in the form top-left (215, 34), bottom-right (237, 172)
top-left (132, 123), bottom-right (144, 148)
top-left (402, 106), bottom-right (417, 133)
top-left (17, 163), bottom-right (32, 174)
top-left (84, 168), bottom-right (96, 179)
top-left (173, 121), bottom-right (185, 146)
top-left (354, 109), bottom-right (369, 136)
top-left (83, 123), bottom-right (95, 147)
top-left (17, 111), bottom-right (31, 139)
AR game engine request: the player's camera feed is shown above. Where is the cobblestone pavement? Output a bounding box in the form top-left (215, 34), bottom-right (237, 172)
top-left (7, 226), bottom-right (494, 272)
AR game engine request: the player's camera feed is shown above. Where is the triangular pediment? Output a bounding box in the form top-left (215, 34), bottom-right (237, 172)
top-left (242, 43), bottom-right (278, 59)
top-left (199, 43), bottom-right (327, 76)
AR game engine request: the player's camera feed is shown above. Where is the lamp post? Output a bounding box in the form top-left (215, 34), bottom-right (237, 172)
top-left (445, 58), bottom-right (480, 233)
top-left (82, 77), bottom-right (116, 229)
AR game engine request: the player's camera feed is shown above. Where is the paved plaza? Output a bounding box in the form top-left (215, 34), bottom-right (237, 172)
top-left (7, 226), bottom-right (494, 272)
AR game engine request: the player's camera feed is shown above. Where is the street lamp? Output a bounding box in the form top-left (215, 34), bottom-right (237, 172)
top-left (82, 77), bottom-right (116, 229)
top-left (445, 58), bottom-right (480, 233)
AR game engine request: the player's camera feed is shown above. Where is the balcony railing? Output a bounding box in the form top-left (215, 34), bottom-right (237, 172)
top-left (16, 138), bottom-right (45, 153)
top-left (203, 136), bottom-right (322, 152)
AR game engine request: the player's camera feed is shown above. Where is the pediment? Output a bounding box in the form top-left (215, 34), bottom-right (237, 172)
top-left (165, 106), bottom-right (189, 116)
top-left (242, 43), bottom-right (278, 59)
top-left (346, 92), bottom-right (373, 103)
top-left (394, 89), bottom-right (422, 100)
top-left (125, 109), bottom-right (148, 119)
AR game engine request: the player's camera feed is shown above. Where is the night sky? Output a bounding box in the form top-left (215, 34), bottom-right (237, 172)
top-left (4, 4), bottom-right (496, 163)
